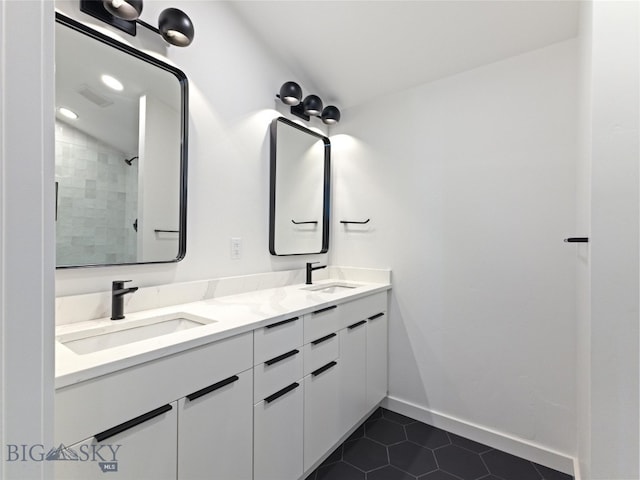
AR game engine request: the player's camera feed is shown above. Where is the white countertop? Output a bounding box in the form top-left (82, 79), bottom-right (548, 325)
top-left (55, 279), bottom-right (391, 389)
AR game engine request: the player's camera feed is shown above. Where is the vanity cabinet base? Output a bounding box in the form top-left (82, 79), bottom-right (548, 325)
top-left (54, 290), bottom-right (389, 480)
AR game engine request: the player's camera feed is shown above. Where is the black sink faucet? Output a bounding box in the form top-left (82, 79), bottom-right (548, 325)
top-left (306, 262), bottom-right (326, 285)
top-left (111, 280), bottom-right (138, 320)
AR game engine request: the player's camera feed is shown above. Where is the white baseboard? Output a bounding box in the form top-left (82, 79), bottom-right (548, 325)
top-left (383, 395), bottom-right (576, 477)
top-left (572, 457), bottom-right (582, 480)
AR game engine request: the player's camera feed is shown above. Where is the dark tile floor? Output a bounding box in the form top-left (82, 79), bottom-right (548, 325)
top-left (305, 408), bottom-right (573, 480)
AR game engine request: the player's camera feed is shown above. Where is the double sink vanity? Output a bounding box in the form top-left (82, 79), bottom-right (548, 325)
top-left (54, 272), bottom-right (391, 480)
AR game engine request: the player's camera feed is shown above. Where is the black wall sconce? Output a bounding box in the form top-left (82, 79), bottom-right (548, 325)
top-left (80, 0), bottom-right (195, 47)
top-left (277, 81), bottom-right (341, 125)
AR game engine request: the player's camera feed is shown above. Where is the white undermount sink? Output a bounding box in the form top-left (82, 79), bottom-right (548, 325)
top-left (302, 282), bottom-right (359, 294)
top-left (57, 313), bottom-right (215, 355)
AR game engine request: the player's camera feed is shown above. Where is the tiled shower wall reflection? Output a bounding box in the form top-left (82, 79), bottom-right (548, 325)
top-left (55, 120), bottom-right (137, 266)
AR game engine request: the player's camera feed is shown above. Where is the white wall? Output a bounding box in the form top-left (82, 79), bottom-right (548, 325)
top-left (589, 1), bottom-right (640, 478)
top-left (0, 1), bottom-right (55, 478)
top-left (332, 39), bottom-right (579, 462)
top-left (54, 0), bottom-right (327, 296)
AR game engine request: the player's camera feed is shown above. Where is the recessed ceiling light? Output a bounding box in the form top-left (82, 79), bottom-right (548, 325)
top-left (101, 74), bottom-right (124, 91)
top-left (58, 107), bottom-right (78, 120)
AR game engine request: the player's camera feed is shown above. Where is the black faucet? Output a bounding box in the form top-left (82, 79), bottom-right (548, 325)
top-left (306, 262), bottom-right (326, 285)
top-left (111, 280), bottom-right (138, 320)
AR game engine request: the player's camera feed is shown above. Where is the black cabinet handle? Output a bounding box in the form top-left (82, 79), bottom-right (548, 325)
top-left (265, 349), bottom-right (299, 366)
top-left (312, 305), bottom-right (337, 315)
top-left (311, 361), bottom-right (337, 377)
top-left (264, 382), bottom-right (299, 403)
top-left (348, 320), bottom-right (367, 330)
top-left (186, 375), bottom-right (239, 402)
top-left (368, 312), bottom-right (385, 321)
top-left (564, 237), bottom-right (589, 243)
top-left (95, 404), bottom-right (172, 443)
top-left (265, 317), bottom-right (298, 329)
top-left (311, 333), bottom-right (337, 346)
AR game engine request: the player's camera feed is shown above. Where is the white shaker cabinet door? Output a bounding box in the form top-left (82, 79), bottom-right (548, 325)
top-left (177, 369), bottom-right (253, 480)
top-left (55, 402), bottom-right (177, 480)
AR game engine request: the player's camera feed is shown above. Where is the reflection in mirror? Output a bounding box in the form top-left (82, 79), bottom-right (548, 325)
top-left (269, 117), bottom-right (330, 255)
top-left (54, 13), bottom-right (188, 268)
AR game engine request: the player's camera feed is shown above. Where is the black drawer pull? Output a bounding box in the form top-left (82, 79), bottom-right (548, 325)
top-left (265, 317), bottom-right (298, 329)
top-left (312, 361), bottom-right (337, 377)
top-left (312, 305), bottom-right (337, 315)
top-left (186, 375), bottom-right (239, 402)
top-left (348, 320), bottom-right (367, 330)
top-left (95, 404), bottom-right (172, 443)
top-left (311, 332), bottom-right (337, 345)
top-left (369, 312), bottom-right (385, 321)
top-left (265, 349), bottom-right (299, 366)
top-left (264, 382), bottom-right (299, 403)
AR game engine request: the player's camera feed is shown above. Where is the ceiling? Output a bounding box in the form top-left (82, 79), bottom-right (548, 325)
top-left (229, 1), bottom-right (580, 110)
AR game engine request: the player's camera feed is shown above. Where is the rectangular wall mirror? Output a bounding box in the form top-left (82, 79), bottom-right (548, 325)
top-left (55, 13), bottom-right (188, 268)
top-left (269, 117), bottom-right (330, 256)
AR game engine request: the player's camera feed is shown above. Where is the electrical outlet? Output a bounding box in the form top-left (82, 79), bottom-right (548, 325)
top-left (230, 237), bottom-right (242, 259)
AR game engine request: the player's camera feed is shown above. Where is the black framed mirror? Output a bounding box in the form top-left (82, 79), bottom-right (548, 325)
top-left (55, 12), bottom-right (188, 268)
top-left (269, 117), bottom-right (330, 256)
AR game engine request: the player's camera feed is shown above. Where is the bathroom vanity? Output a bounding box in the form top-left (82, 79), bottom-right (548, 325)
top-left (52, 5), bottom-right (387, 478)
top-left (53, 13), bottom-right (388, 478)
top-left (54, 275), bottom-right (390, 480)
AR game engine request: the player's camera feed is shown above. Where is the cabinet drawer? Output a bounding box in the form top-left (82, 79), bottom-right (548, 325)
top-left (254, 316), bottom-right (303, 365)
top-left (304, 304), bottom-right (340, 344)
top-left (339, 292), bottom-right (387, 330)
top-left (254, 349), bottom-right (303, 403)
top-left (55, 331), bottom-right (253, 446)
top-left (303, 333), bottom-right (339, 376)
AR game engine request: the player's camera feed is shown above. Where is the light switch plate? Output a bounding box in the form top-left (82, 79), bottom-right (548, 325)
top-left (231, 237), bottom-right (242, 259)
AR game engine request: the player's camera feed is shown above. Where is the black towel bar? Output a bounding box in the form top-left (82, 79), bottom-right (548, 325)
top-left (291, 220), bottom-right (318, 225)
top-left (340, 219), bottom-right (370, 225)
